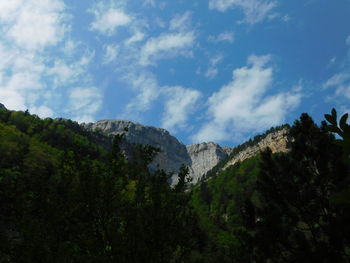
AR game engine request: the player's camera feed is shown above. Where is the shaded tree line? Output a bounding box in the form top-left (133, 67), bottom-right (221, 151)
top-left (0, 108), bottom-right (198, 263)
top-left (1, 107), bottom-right (350, 262)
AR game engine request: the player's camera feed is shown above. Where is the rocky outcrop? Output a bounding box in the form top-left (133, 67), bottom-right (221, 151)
top-left (82, 120), bottom-right (192, 184)
top-left (223, 128), bottom-right (290, 170)
top-left (187, 142), bottom-right (231, 183)
top-left (82, 120), bottom-right (290, 185)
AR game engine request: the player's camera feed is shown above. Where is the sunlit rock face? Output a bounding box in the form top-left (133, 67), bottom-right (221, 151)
top-left (223, 128), bottom-right (290, 170)
top-left (187, 142), bottom-right (230, 184)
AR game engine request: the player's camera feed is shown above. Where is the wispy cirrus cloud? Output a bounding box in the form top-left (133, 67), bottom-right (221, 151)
top-left (102, 44), bottom-right (119, 64)
top-left (208, 31), bottom-right (235, 43)
top-left (169, 11), bottom-right (192, 32)
top-left (139, 32), bottom-right (195, 66)
top-left (138, 11), bottom-right (196, 66)
top-left (205, 54), bottom-right (223, 79)
top-left (209, 0), bottom-right (277, 24)
top-left (193, 55), bottom-right (302, 142)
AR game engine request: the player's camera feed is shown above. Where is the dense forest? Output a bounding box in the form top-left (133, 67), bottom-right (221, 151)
top-left (0, 106), bottom-right (349, 262)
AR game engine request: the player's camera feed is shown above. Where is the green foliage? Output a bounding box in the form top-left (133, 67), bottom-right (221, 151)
top-left (324, 109), bottom-right (350, 208)
top-left (247, 113), bottom-right (350, 262)
top-left (2, 106), bottom-right (349, 262)
top-left (0, 108), bottom-right (197, 263)
top-left (191, 156), bottom-right (260, 262)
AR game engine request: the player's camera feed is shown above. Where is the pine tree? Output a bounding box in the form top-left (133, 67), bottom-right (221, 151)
top-left (247, 113), bottom-right (350, 262)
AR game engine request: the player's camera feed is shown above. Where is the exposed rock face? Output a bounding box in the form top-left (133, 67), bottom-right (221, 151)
top-left (0, 103), bottom-right (6, 109)
top-left (187, 142), bottom-right (230, 183)
top-left (82, 120), bottom-right (289, 185)
top-left (82, 120), bottom-right (192, 183)
top-left (223, 128), bottom-right (290, 170)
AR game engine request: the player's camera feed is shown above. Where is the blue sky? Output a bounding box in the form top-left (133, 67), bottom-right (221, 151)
top-left (0, 0), bottom-right (350, 146)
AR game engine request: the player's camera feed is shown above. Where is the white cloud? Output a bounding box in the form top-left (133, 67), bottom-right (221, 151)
top-left (103, 44), bottom-right (119, 64)
top-left (346, 35), bottom-right (350, 46)
top-left (0, 0), bottom-right (68, 51)
top-left (170, 11), bottom-right (192, 32)
top-left (208, 31), bottom-right (235, 43)
top-left (324, 73), bottom-right (350, 99)
top-left (125, 31), bottom-right (145, 45)
top-left (139, 32), bottom-right (195, 65)
top-left (62, 39), bottom-right (78, 57)
top-left (324, 36), bottom-right (350, 101)
top-left (89, 2), bottom-right (132, 35)
top-left (0, 0), bottom-right (101, 123)
top-left (205, 54), bottom-right (223, 79)
top-left (47, 61), bottom-right (75, 85)
top-left (209, 0), bottom-right (277, 24)
top-left (69, 87), bottom-right (103, 123)
top-left (124, 71), bottom-right (160, 114)
top-left (143, 0), bottom-right (156, 7)
top-left (193, 55), bottom-right (301, 142)
top-left (0, 47), bottom-right (46, 110)
top-left (162, 86), bottom-right (201, 131)
top-left (30, 105), bottom-right (54, 118)
top-left (122, 71), bottom-right (202, 132)
top-left (281, 14), bottom-right (290, 22)
top-left (205, 68), bottom-right (219, 79)
top-left (0, 0), bottom-right (68, 111)
top-left (47, 50), bottom-right (95, 88)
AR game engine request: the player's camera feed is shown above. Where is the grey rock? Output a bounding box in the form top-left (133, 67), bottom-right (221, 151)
top-left (187, 142), bottom-right (229, 184)
top-left (81, 120), bottom-right (289, 186)
top-left (82, 120), bottom-right (192, 184)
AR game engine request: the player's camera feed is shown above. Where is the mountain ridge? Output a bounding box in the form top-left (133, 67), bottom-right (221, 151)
top-left (82, 119), bottom-right (290, 184)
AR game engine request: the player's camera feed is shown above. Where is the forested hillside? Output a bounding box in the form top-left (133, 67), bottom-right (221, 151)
top-left (1, 107), bottom-right (349, 262)
top-left (0, 108), bottom-right (197, 262)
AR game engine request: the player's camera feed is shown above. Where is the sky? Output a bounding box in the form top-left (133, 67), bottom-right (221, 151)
top-left (0, 0), bottom-right (350, 146)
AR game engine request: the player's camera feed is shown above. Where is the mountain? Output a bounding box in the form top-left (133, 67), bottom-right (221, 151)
top-left (82, 120), bottom-right (192, 184)
top-left (82, 120), bottom-right (290, 184)
top-left (82, 120), bottom-right (235, 184)
top-left (187, 142), bottom-right (230, 183)
top-left (0, 103), bottom-right (6, 109)
top-left (222, 127), bottom-right (289, 170)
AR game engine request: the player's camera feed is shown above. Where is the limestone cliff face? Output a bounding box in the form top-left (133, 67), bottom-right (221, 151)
top-left (82, 120), bottom-right (232, 185)
top-left (82, 120), bottom-right (289, 185)
top-left (82, 120), bottom-right (192, 183)
top-left (223, 128), bottom-right (290, 170)
top-left (187, 142), bottom-right (230, 183)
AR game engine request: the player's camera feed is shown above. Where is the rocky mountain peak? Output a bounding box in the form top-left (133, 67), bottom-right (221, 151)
top-left (82, 120), bottom-right (192, 184)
